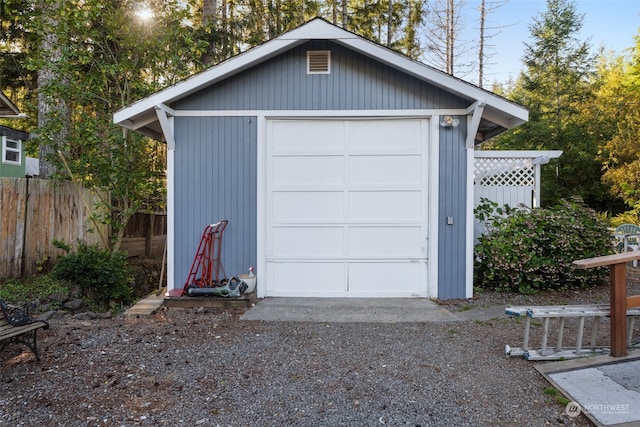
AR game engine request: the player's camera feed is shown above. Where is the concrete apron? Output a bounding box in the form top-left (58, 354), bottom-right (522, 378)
top-left (239, 297), bottom-right (468, 323)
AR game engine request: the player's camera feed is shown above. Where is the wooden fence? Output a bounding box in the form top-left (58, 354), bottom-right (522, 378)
top-left (0, 177), bottom-right (108, 278)
top-left (120, 212), bottom-right (167, 258)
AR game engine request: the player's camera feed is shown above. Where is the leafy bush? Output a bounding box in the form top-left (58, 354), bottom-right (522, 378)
top-left (609, 210), bottom-right (640, 227)
top-left (474, 199), bottom-right (613, 294)
top-left (51, 242), bottom-right (133, 310)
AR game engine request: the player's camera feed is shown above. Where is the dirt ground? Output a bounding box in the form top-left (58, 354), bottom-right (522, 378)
top-left (1, 270), bottom-right (639, 426)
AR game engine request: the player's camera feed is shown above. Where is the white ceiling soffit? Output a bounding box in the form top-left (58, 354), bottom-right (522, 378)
top-left (113, 18), bottom-right (528, 141)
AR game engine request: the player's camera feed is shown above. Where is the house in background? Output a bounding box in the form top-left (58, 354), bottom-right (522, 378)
top-left (114, 18), bottom-right (528, 300)
top-left (0, 92), bottom-right (31, 178)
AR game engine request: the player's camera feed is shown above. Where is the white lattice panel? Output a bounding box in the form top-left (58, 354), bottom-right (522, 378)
top-left (474, 157), bottom-right (535, 187)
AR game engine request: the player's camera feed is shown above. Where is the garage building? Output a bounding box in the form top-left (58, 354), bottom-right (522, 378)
top-left (114, 18), bottom-right (528, 300)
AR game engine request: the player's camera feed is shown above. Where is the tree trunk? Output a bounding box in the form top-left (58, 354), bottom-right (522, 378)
top-left (37, 1), bottom-right (69, 178)
top-left (341, 0), bottom-right (347, 28)
top-left (201, 0), bottom-right (219, 66)
top-left (478, 0), bottom-right (485, 87)
top-left (387, 0), bottom-right (392, 47)
top-left (203, 0), bottom-right (218, 26)
top-left (446, 0), bottom-right (454, 75)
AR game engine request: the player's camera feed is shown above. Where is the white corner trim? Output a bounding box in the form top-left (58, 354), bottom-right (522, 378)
top-left (428, 117), bottom-right (440, 299)
top-left (466, 147), bottom-right (475, 299)
top-left (256, 115), bottom-right (267, 298)
top-left (166, 149), bottom-right (175, 295)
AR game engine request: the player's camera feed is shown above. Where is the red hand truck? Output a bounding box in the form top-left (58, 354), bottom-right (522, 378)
top-left (181, 220), bottom-right (228, 296)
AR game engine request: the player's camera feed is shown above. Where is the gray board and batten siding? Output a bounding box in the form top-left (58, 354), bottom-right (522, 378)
top-left (174, 116), bottom-right (257, 284)
top-left (172, 40), bottom-right (468, 298)
top-left (438, 121), bottom-right (467, 300)
top-left (173, 41), bottom-right (470, 111)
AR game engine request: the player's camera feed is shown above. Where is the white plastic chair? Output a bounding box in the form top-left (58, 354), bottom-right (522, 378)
top-left (614, 224), bottom-right (640, 266)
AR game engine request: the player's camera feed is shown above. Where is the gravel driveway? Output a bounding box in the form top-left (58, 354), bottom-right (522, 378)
top-left (4, 278), bottom-right (639, 427)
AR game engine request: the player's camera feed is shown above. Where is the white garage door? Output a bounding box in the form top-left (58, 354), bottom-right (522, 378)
top-left (265, 118), bottom-right (429, 297)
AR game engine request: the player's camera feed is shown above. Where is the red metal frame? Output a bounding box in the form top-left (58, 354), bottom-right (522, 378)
top-left (182, 220), bottom-right (228, 296)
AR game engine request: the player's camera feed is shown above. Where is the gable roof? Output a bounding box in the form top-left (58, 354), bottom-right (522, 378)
top-left (113, 18), bottom-right (528, 142)
top-left (0, 91), bottom-right (24, 118)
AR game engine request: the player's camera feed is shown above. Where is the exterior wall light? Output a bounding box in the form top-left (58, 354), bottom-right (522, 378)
top-left (439, 115), bottom-right (460, 128)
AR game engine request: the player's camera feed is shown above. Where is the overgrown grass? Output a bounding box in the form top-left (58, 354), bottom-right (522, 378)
top-left (544, 387), bottom-right (570, 406)
top-left (0, 275), bottom-right (69, 304)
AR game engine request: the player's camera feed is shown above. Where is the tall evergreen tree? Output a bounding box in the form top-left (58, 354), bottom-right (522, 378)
top-left (348, 0), bottom-right (424, 60)
top-left (485, 0), bottom-right (613, 210)
top-left (520, 0), bottom-right (592, 125)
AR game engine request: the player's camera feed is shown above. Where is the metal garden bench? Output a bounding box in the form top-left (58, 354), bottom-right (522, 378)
top-left (0, 299), bottom-right (49, 361)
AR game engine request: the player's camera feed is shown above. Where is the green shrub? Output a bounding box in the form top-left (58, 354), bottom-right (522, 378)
top-left (609, 210), bottom-right (640, 227)
top-left (474, 199), bottom-right (613, 294)
top-left (51, 242), bottom-right (133, 310)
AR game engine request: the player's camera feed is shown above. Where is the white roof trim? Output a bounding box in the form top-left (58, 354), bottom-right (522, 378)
top-left (114, 18), bottom-right (528, 137)
top-left (474, 150), bottom-right (562, 158)
top-left (279, 19), bottom-right (360, 40)
top-left (114, 38), bottom-right (301, 127)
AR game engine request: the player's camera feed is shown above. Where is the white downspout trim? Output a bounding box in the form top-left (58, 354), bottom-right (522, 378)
top-left (155, 105), bottom-right (176, 294)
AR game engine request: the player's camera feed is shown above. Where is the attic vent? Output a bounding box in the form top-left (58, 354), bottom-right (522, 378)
top-left (307, 50), bottom-right (331, 74)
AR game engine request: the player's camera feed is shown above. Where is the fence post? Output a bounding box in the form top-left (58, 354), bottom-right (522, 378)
top-left (145, 214), bottom-right (155, 258)
top-left (574, 251), bottom-right (640, 357)
top-left (19, 177), bottom-right (29, 277)
top-left (610, 262), bottom-right (628, 357)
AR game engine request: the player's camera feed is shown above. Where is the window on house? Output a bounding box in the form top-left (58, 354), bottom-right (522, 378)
top-left (307, 50), bottom-right (331, 74)
top-left (2, 136), bottom-right (22, 165)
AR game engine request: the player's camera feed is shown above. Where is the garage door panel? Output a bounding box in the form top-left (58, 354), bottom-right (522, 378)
top-left (348, 262), bottom-right (422, 294)
top-left (349, 155), bottom-right (422, 185)
top-left (348, 226), bottom-right (423, 257)
top-left (272, 191), bottom-right (343, 222)
top-left (266, 118), bottom-right (428, 298)
top-left (349, 191), bottom-right (422, 221)
top-left (270, 262), bottom-right (346, 293)
top-left (272, 120), bottom-right (345, 153)
top-left (349, 120), bottom-right (423, 152)
top-left (272, 156), bottom-right (344, 186)
top-left (272, 227), bottom-right (344, 257)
